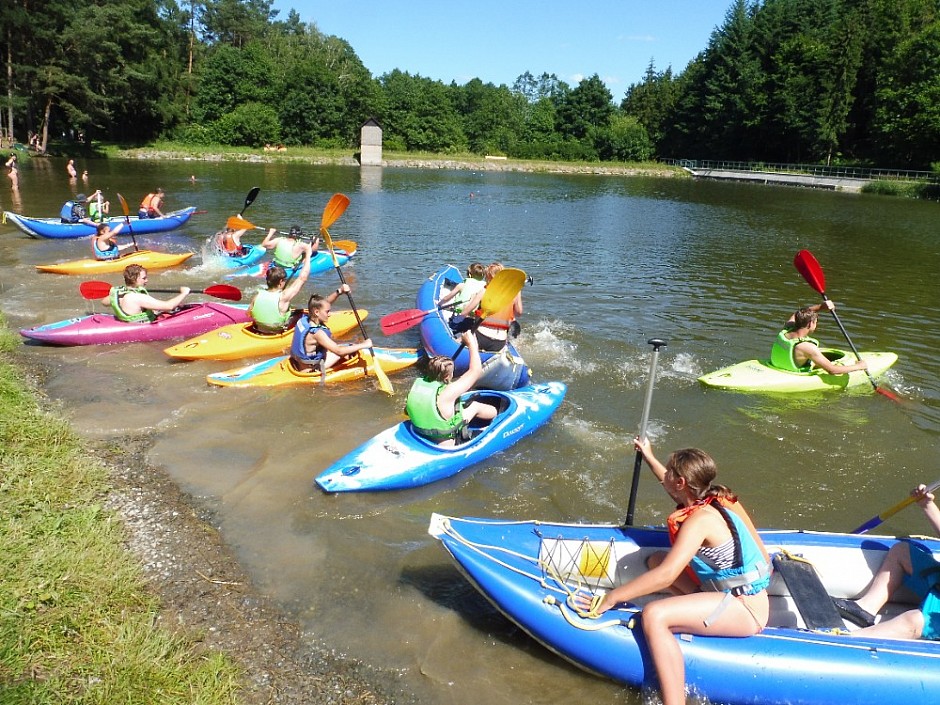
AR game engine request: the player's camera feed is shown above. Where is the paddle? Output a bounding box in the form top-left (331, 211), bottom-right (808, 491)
top-left (793, 249), bottom-right (899, 401)
top-left (852, 478), bottom-right (940, 534)
top-left (79, 280), bottom-right (242, 302)
top-left (225, 215), bottom-right (354, 252)
top-left (451, 268), bottom-right (528, 358)
top-left (625, 338), bottom-right (668, 526)
top-left (319, 194), bottom-right (393, 395)
top-left (380, 302), bottom-right (460, 335)
top-left (240, 186), bottom-right (260, 217)
top-left (116, 193), bottom-right (139, 252)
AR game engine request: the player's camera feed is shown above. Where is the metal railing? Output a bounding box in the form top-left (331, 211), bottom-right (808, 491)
top-left (663, 159), bottom-right (938, 183)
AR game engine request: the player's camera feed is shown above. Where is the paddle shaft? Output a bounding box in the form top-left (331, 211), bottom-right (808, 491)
top-left (625, 338), bottom-right (668, 526)
top-left (116, 193), bottom-right (139, 252)
top-left (818, 294), bottom-right (885, 392)
top-left (852, 478), bottom-right (940, 534)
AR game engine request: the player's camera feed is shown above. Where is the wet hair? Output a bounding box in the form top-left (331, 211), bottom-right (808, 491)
top-left (96, 222), bottom-right (109, 235)
top-left (426, 355), bottom-right (455, 383)
top-left (123, 264), bottom-right (146, 286)
top-left (265, 265), bottom-right (287, 289)
top-left (666, 448), bottom-right (737, 502)
top-left (787, 306), bottom-right (818, 331)
top-left (307, 293), bottom-right (328, 313)
top-left (466, 262), bottom-right (485, 280)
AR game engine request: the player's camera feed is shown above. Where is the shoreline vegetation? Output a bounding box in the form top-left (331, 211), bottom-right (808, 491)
top-left (0, 319), bottom-right (400, 705)
top-left (105, 142), bottom-right (686, 178)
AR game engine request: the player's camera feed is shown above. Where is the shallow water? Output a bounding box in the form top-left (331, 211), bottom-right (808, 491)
top-left (1, 158), bottom-right (938, 703)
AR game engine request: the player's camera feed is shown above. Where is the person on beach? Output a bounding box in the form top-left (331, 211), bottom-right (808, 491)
top-left (289, 286), bottom-right (373, 373)
top-left (261, 224), bottom-right (318, 270)
top-left (770, 303), bottom-right (868, 375)
top-left (92, 222), bottom-right (133, 260)
top-left (100, 264), bottom-right (190, 323)
top-left (438, 262), bottom-right (486, 315)
top-left (248, 240), bottom-right (312, 334)
top-left (138, 188), bottom-right (166, 218)
top-left (574, 439), bottom-right (771, 705)
top-left (834, 484), bottom-right (940, 640)
top-left (405, 332), bottom-right (497, 447)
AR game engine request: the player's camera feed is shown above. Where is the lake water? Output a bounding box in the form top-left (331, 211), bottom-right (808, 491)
top-left (1, 157), bottom-right (938, 704)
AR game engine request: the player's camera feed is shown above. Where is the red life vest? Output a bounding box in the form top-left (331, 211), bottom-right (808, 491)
top-left (667, 495), bottom-right (744, 587)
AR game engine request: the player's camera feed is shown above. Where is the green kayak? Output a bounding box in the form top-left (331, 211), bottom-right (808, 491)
top-left (698, 348), bottom-right (898, 393)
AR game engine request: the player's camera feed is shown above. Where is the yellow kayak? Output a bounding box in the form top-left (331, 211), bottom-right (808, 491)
top-left (36, 250), bottom-right (194, 275)
top-left (207, 347), bottom-right (421, 388)
top-left (164, 309), bottom-right (367, 361)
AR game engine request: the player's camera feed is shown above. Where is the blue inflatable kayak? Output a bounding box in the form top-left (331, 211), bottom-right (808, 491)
top-left (429, 515), bottom-right (940, 705)
top-left (3, 207), bottom-right (197, 239)
top-left (224, 242), bottom-right (356, 279)
top-left (215, 243), bottom-right (267, 269)
top-left (315, 381), bottom-right (566, 492)
top-left (417, 265), bottom-right (530, 390)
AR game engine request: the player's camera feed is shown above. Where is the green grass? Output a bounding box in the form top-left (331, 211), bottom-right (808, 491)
top-left (0, 320), bottom-right (241, 704)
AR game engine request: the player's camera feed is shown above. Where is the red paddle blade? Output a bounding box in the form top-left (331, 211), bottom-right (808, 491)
top-left (204, 284), bottom-right (242, 301)
top-left (380, 308), bottom-right (432, 335)
top-left (794, 249), bottom-right (826, 295)
top-left (79, 280), bottom-right (112, 299)
top-left (875, 386), bottom-right (901, 402)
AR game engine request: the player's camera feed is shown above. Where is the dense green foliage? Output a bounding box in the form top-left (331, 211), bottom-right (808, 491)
top-left (2, 0), bottom-right (938, 167)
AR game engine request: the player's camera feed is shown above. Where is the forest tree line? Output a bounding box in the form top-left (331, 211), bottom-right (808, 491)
top-left (2, 0), bottom-right (939, 169)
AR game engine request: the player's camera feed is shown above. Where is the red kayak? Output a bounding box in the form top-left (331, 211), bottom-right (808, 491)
top-left (20, 303), bottom-right (251, 346)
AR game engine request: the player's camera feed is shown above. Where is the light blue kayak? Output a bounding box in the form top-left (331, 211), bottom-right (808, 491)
top-left (315, 381), bottom-right (566, 492)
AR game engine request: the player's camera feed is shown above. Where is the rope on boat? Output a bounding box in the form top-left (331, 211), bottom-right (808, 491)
top-left (438, 517), bottom-right (639, 631)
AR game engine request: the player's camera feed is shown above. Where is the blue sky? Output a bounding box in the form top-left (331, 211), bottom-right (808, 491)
top-left (271, 1), bottom-right (733, 98)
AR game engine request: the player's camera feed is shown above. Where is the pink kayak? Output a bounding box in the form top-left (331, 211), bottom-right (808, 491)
top-left (20, 303), bottom-right (251, 346)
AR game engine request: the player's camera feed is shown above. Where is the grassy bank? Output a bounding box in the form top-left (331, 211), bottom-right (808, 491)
top-left (103, 140), bottom-right (684, 177)
top-left (0, 320), bottom-right (240, 704)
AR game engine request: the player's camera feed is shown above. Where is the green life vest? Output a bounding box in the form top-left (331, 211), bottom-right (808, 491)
top-left (110, 286), bottom-right (156, 323)
top-left (453, 277), bottom-right (485, 314)
top-left (273, 239), bottom-right (301, 268)
top-left (405, 377), bottom-right (465, 440)
top-left (88, 201), bottom-right (104, 222)
top-left (250, 288), bottom-right (290, 332)
top-left (770, 329), bottom-right (820, 372)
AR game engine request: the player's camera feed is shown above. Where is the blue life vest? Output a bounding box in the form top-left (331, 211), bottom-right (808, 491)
top-left (93, 237), bottom-right (120, 260)
top-left (290, 315), bottom-right (330, 364)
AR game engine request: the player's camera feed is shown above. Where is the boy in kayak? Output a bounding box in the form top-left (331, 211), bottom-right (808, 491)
top-left (87, 190), bottom-right (110, 222)
top-left (836, 484), bottom-right (940, 639)
top-left (216, 225), bottom-right (248, 257)
top-left (575, 440), bottom-right (771, 705)
top-left (289, 285), bottom-right (373, 373)
top-left (770, 302), bottom-right (868, 375)
top-left (100, 264), bottom-right (190, 323)
top-left (438, 262), bottom-right (485, 315)
top-left (261, 224), bottom-right (318, 270)
top-left (405, 332), bottom-right (497, 447)
top-left (248, 239), bottom-right (312, 334)
top-left (61, 193), bottom-right (97, 226)
top-left (92, 222), bottom-right (133, 260)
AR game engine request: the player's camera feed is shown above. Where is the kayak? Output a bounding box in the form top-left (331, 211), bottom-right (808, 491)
top-left (224, 241), bottom-right (357, 279)
top-left (315, 381), bottom-right (566, 492)
top-left (698, 349), bottom-right (898, 393)
top-left (2, 207), bottom-right (197, 239)
top-left (215, 243), bottom-right (267, 269)
top-left (429, 515), bottom-right (940, 705)
top-left (417, 265), bottom-right (530, 390)
top-left (206, 346), bottom-right (421, 388)
top-left (35, 250), bottom-right (194, 275)
top-left (20, 303), bottom-right (250, 346)
top-left (163, 309), bottom-right (368, 361)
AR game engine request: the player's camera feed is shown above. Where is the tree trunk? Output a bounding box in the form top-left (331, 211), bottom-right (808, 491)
top-left (40, 96), bottom-right (52, 154)
top-left (5, 28), bottom-right (14, 145)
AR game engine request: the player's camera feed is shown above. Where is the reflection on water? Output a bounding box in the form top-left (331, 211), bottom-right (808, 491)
top-left (1, 159), bottom-right (937, 704)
